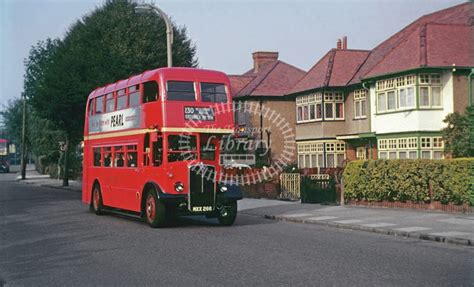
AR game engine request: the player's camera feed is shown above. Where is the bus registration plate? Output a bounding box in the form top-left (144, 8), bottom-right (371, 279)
top-left (191, 206), bottom-right (213, 212)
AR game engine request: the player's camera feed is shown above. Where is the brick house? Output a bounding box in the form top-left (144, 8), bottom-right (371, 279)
top-left (288, 39), bottom-right (371, 168)
top-left (289, 2), bottom-right (473, 168)
top-left (229, 52), bottom-right (305, 166)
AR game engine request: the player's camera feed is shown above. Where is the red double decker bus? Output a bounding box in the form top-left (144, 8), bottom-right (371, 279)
top-left (82, 68), bottom-right (242, 227)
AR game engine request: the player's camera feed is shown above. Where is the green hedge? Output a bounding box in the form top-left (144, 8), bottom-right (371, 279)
top-left (343, 159), bottom-right (474, 205)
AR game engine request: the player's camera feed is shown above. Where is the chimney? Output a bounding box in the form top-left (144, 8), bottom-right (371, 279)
top-left (252, 51), bottom-right (279, 72)
top-left (337, 39), bottom-right (342, 49)
top-left (342, 36), bottom-right (347, 49)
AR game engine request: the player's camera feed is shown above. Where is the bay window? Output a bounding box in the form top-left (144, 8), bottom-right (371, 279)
top-left (378, 136), bottom-right (443, 159)
top-left (296, 92), bottom-right (344, 122)
top-left (297, 141), bottom-right (345, 168)
top-left (376, 74), bottom-right (442, 113)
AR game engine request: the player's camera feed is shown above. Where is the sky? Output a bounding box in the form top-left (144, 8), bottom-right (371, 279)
top-left (0, 0), bottom-right (466, 108)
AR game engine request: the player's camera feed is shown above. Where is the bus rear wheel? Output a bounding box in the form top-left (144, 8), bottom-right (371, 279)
top-left (144, 190), bottom-right (166, 228)
top-left (217, 201), bottom-right (237, 226)
top-left (91, 185), bottom-right (104, 215)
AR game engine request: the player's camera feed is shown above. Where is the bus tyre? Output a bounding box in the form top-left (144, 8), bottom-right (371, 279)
top-left (144, 190), bottom-right (166, 228)
top-left (217, 202), bottom-right (238, 226)
top-left (91, 185), bottom-right (104, 215)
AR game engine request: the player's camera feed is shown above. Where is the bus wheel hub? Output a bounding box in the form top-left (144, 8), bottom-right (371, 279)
top-left (220, 208), bottom-right (228, 217)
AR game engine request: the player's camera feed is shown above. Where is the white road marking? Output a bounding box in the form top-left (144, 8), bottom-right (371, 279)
top-left (438, 218), bottom-right (474, 225)
top-left (283, 213), bottom-right (314, 218)
top-left (395, 227), bottom-right (431, 232)
top-left (305, 216), bottom-right (338, 221)
top-left (428, 231), bottom-right (472, 238)
top-left (362, 223), bottom-right (397, 228)
top-left (334, 219), bottom-right (364, 224)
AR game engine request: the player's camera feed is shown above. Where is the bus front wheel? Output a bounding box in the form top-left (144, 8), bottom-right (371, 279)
top-left (91, 185), bottom-right (104, 215)
top-left (217, 202), bottom-right (238, 226)
top-left (144, 190), bottom-right (166, 228)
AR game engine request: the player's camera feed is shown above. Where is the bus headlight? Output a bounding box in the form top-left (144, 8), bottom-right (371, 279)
top-left (219, 185), bottom-right (228, 193)
top-left (174, 182), bottom-right (184, 192)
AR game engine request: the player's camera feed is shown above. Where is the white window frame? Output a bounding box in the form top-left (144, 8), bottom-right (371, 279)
top-left (377, 136), bottom-right (443, 160)
top-left (376, 74), bottom-right (444, 113)
top-left (323, 92), bottom-right (344, 120)
top-left (297, 141), bottom-right (345, 168)
top-left (353, 89), bottom-right (367, 119)
top-left (377, 92), bottom-right (386, 113)
top-left (296, 93), bottom-right (322, 123)
top-left (418, 73), bottom-right (443, 109)
top-left (398, 86), bottom-right (415, 110)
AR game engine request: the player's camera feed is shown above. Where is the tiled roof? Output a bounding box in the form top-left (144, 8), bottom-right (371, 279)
top-left (349, 2), bottom-right (473, 84)
top-left (289, 49), bottom-right (370, 94)
top-left (228, 75), bottom-right (253, 96)
top-left (230, 60), bottom-right (306, 98)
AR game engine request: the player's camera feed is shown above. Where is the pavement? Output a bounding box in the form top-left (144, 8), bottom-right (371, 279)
top-left (15, 165), bottom-right (82, 192)
top-left (14, 166), bottom-right (474, 247)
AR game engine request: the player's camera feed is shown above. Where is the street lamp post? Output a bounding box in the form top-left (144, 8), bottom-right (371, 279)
top-left (135, 3), bottom-right (174, 67)
top-left (20, 92), bottom-right (27, 180)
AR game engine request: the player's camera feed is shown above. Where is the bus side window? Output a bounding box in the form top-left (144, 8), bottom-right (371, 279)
top-left (129, 85), bottom-right (140, 107)
top-left (126, 145), bottom-right (138, 167)
top-left (152, 138), bottom-right (163, 167)
top-left (105, 92), bottom-right (115, 112)
top-left (117, 89), bottom-right (127, 110)
top-left (96, 96), bottom-right (105, 114)
top-left (114, 146), bottom-right (124, 167)
top-left (103, 147), bottom-right (112, 167)
top-left (143, 133), bottom-right (150, 166)
top-left (143, 81), bottom-right (158, 103)
top-left (93, 148), bottom-right (101, 166)
top-left (89, 99), bottom-right (95, 116)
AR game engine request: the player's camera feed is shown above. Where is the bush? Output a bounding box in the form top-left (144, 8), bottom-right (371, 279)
top-left (35, 155), bottom-right (50, 174)
top-left (343, 159), bottom-right (474, 205)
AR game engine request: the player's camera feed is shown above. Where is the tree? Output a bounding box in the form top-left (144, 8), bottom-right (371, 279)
top-left (442, 106), bottom-right (474, 158)
top-left (26, 0), bottom-right (197, 186)
top-left (1, 99), bottom-right (24, 146)
top-left (1, 99), bottom-right (64, 166)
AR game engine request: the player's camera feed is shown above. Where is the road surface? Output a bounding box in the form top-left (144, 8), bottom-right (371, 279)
top-left (0, 171), bottom-right (472, 286)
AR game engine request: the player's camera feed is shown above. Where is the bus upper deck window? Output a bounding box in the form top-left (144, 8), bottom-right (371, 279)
top-left (95, 96), bottom-right (104, 114)
top-left (105, 93), bottom-right (115, 112)
top-left (89, 99), bottom-right (95, 116)
top-left (201, 83), bottom-right (227, 103)
top-left (167, 81), bottom-right (195, 101)
top-left (129, 85), bottom-right (140, 107)
top-left (143, 81), bottom-right (158, 103)
top-left (117, 89), bottom-right (127, 110)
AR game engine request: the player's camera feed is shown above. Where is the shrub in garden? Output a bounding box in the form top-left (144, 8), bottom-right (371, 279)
top-left (343, 159), bottom-right (473, 205)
